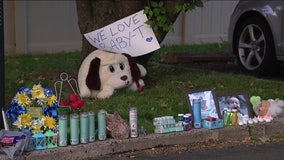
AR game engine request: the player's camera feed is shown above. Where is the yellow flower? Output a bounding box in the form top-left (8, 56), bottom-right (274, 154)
top-left (32, 123), bottom-right (43, 134)
top-left (31, 84), bottom-right (45, 99)
top-left (31, 119), bottom-right (44, 134)
top-left (14, 119), bottom-right (22, 129)
top-left (44, 116), bottom-right (56, 129)
top-left (18, 113), bottom-right (32, 128)
top-left (16, 92), bottom-right (31, 107)
top-left (46, 95), bottom-right (57, 106)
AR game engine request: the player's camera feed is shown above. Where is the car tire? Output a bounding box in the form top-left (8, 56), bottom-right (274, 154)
top-left (233, 16), bottom-right (278, 76)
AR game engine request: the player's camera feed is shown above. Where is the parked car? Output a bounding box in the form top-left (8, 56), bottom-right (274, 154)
top-left (228, 0), bottom-right (284, 76)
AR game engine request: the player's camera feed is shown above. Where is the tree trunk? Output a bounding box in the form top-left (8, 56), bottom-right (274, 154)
top-left (76, 0), bottom-right (184, 66)
top-left (76, 0), bottom-right (95, 59)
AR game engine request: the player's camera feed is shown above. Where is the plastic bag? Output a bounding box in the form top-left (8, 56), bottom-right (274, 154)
top-left (0, 129), bottom-right (33, 160)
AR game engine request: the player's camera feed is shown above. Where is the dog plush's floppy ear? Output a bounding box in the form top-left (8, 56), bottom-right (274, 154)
top-left (122, 53), bottom-right (141, 81)
top-left (86, 58), bottom-right (101, 90)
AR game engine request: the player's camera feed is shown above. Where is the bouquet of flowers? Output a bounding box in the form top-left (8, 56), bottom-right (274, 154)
top-left (6, 83), bottom-right (59, 134)
top-left (60, 93), bottom-right (85, 112)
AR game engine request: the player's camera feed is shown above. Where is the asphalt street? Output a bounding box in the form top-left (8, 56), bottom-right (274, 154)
top-left (163, 51), bottom-right (284, 81)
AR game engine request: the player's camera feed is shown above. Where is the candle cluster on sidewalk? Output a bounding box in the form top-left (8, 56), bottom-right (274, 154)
top-left (58, 110), bottom-right (97, 147)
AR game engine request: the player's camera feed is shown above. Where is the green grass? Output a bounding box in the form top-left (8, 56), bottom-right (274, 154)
top-left (4, 42), bottom-right (284, 133)
top-left (153, 42), bottom-right (229, 60)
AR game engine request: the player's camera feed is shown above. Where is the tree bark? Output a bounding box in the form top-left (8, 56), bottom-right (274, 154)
top-left (76, 0), bottom-right (95, 59)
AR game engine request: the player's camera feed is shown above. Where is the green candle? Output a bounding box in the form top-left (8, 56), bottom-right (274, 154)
top-left (97, 109), bottom-right (106, 140)
top-left (80, 112), bottom-right (89, 143)
top-left (88, 111), bottom-right (95, 142)
top-left (59, 115), bottom-right (68, 147)
top-left (70, 113), bottom-right (79, 145)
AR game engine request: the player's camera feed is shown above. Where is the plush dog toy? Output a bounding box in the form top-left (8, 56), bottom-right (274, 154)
top-left (78, 50), bottom-right (147, 99)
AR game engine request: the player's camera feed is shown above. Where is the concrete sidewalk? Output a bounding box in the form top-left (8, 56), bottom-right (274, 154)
top-left (1, 117), bottom-right (284, 160)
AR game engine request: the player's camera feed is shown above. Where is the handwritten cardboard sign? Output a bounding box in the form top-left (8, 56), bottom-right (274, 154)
top-left (84, 10), bottom-right (160, 57)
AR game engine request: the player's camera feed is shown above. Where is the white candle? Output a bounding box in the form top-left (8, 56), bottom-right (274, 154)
top-left (2, 109), bottom-right (9, 130)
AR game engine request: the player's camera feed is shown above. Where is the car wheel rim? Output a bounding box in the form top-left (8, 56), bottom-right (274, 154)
top-left (238, 24), bottom-right (266, 70)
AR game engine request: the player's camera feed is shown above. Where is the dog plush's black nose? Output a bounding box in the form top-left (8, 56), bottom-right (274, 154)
top-left (120, 75), bottom-right (128, 81)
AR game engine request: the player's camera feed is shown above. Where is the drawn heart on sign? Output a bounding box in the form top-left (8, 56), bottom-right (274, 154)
top-left (146, 37), bottom-right (153, 42)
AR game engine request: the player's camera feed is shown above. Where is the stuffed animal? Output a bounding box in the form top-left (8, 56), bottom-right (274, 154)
top-left (78, 49), bottom-right (147, 99)
top-left (253, 98), bottom-right (284, 117)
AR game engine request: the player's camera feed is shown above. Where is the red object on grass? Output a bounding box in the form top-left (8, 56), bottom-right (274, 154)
top-left (60, 94), bottom-right (85, 110)
top-left (60, 99), bottom-right (69, 106)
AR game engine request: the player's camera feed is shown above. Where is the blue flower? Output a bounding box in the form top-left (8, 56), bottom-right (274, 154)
top-left (43, 105), bottom-right (59, 120)
top-left (44, 87), bottom-right (53, 97)
top-left (6, 104), bottom-right (27, 122)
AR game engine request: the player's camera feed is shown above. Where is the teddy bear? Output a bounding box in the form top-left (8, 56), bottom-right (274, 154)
top-left (252, 97), bottom-right (284, 117)
top-left (78, 49), bottom-right (147, 99)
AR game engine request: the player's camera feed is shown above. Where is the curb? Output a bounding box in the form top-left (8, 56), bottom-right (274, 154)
top-left (2, 117), bottom-right (284, 160)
